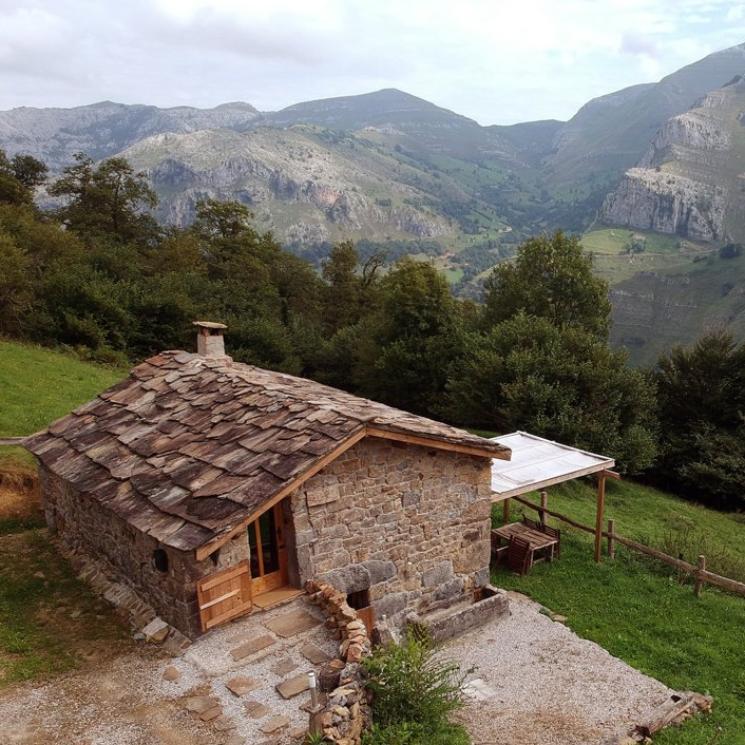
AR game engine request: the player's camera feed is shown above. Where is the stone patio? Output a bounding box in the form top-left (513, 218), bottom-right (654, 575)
top-left (0, 595), bottom-right (336, 745)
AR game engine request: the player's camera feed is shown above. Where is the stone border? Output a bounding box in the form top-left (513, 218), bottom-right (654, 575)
top-left (306, 579), bottom-right (373, 745)
top-left (55, 536), bottom-right (191, 655)
top-left (406, 585), bottom-right (510, 642)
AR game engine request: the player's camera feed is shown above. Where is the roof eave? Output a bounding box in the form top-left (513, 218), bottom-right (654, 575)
top-left (194, 424), bottom-right (510, 560)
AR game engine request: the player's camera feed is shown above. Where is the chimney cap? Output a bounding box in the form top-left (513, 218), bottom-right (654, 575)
top-left (193, 321), bottom-right (227, 331)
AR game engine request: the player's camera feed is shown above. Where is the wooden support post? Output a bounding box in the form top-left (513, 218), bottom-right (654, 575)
top-left (594, 474), bottom-right (607, 563)
top-left (694, 554), bottom-right (706, 597)
top-left (607, 519), bottom-right (615, 559)
top-left (539, 491), bottom-right (548, 528)
top-left (502, 498), bottom-right (511, 525)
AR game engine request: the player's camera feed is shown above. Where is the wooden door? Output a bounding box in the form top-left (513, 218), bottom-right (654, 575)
top-left (197, 560), bottom-right (252, 632)
top-left (248, 503), bottom-right (289, 596)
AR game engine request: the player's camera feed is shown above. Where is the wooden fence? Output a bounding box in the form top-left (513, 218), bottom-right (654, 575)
top-left (512, 495), bottom-right (745, 599)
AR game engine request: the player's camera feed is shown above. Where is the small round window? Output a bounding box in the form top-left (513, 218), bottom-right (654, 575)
top-left (153, 548), bottom-right (169, 573)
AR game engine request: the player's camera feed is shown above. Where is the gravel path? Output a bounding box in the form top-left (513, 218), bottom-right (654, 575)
top-left (446, 592), bottom-right (678, 745)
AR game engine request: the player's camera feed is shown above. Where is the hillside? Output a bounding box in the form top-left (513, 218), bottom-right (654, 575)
top-left (547, 42), bottom-right (745, 190)
top-left (0, 340), bottom-right (125, 440)
top-left (602, 75), bottom-right (745, 243)
top-left (119, 124), bottom-right (508, 249)
top-left (3, 43), bottom-right (745, 355)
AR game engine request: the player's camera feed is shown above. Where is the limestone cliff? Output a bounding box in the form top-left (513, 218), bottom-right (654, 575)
top-left (601, 76), bottom-right (745, 243)
top-left (602, 168), bottom-right (726, 241)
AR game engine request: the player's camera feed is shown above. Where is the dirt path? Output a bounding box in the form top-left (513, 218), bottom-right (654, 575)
top-left (446, 592), bottom-right (677, 745)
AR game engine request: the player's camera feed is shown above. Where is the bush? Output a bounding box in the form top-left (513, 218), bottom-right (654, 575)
top-left (363, 721), bottom-right (470, 745)
top-left (720, 243), bottom-right (743, 259)
top-left (362, 632), bottom-right (471, 744)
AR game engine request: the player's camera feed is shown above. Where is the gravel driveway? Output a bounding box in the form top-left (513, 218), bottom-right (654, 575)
top-left (446, 592), bottom-right (678, 745)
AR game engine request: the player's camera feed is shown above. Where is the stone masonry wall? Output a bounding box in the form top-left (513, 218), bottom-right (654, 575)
top-left (306, 580), bottom-right (373, 745)
top-left (40, 466), bottom-right (210, 638)
top-left (290, 438), bottom-right (493, 627)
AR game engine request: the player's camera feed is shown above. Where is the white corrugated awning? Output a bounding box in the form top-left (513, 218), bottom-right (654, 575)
top-left (490, 431), bottom-right (615, 500)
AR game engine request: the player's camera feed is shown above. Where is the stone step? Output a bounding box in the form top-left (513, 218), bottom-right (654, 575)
top-left (276, 673), bottom-right (311, 700)
top-left (230, 633), bottom-right (276, 662)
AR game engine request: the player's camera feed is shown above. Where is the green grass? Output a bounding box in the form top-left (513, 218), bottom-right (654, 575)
top-left (514, 479), bottom-right (745, 575)
top-left (582, 227), bottom-right (684, 256)
top-left (494, 480), bottom-right (745, 743)
top-left (0, 529), bottom-right (132, 686)
top-left (0, 340), bottom-right (126, 467)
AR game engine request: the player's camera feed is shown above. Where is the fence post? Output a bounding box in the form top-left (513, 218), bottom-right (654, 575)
top-left (694, 554), bottom-right (706, 597)
top-left (539, 491), bottom-right (548, 528)
top-left (607, 519), bottom-right (615, 559)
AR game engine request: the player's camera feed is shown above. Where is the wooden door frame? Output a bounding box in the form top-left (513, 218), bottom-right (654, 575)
top-left (248, 502), bottom-right (289, 596)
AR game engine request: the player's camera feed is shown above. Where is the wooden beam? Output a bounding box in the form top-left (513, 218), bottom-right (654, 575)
top-left (594, 473), bottom-right (606, 563)
top-left (601, 469), bottom-right (622, 480)
top-left (502, 497), bottom-right (511, 524)
top-left (607, 518), bottom-right (615, 559)
top-left (195, 427), bottom-right (367, 560)
top-left (539, 490), bottom-right (548, 528)
top-left (366, 426), bottom-right (510, 460)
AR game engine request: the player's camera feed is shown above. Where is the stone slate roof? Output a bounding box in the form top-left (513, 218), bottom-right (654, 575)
top-left (25, 351), bottom-right (509, 554)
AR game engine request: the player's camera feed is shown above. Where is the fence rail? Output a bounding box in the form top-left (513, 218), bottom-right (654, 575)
top-left (512, 495), bottom-right (745, 599)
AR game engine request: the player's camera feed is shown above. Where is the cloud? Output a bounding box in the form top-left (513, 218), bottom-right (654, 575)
top-left (0, 0), bottom-right (743, 124)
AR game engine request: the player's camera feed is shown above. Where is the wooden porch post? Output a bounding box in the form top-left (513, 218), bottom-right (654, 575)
top-left (502, 497), bottom-right (511, 524)
top-left (594, 473), bottom-right (607, 563)
top-left (539, 490), bottom-right (548, 527)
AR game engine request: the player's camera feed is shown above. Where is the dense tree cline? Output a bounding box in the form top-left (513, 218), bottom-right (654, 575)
top-left (654, 331), bottom-right (745, 509)
top-left (0, 149), bottom-right (742, 493)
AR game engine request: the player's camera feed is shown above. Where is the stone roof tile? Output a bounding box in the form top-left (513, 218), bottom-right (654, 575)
top-left (26, 349), bottom-right (509, 552)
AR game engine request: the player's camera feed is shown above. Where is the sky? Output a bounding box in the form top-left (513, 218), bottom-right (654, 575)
top-left (2, 0), bottom-right (745, 125)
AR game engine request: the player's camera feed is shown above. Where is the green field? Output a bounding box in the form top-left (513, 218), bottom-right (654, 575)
top-left (0, 340), bottom-right (126, 438)
top-left (495, 480), bottom-right (745, 744)
top-left (0, 340), bottom-right (126, 467)
top-left (581, 227), bottom-right (683, 256)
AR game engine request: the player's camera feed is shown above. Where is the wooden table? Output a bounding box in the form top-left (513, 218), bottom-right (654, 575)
top-left (492, 521), bottom-right (560, 569)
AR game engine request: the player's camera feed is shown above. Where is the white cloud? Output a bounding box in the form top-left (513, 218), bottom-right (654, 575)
top-left (0, 0), bottom-right (742, 123)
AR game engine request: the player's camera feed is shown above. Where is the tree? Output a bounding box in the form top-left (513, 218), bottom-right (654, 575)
top-left (483, 232), bottom-right (611, 337)
top-left (10, 154), bottom-right (48, 189)
top-left (321, 240), bottom-right (363, 333)
top-left (49, 154), bottom-right (158, 243)
top-left (0, 232), bottom-right (32, 334)
top-left (445, 313), bottom-right (657, 473)
top-left (354, 259), bottom-right (464, 416)
top-left (654, 331), bottom-right (745, 508)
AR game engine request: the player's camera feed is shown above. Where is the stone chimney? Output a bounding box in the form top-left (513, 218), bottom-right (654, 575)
top-left (193, 321), bottom-right (227, 358)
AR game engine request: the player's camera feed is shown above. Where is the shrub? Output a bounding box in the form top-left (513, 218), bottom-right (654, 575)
top-left (363, 721), bottom-right (470, 745)
top-left (362, 632), bottom-right (471, 744)
top-left (720, 243), bottom-right (743, 259)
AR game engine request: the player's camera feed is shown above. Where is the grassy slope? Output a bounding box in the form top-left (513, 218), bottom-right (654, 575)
top-left (0, 340), bottom-right (126, 465)
top-left (495, 480), bottom-right (745, 744)
top-left (0, 341), bottom-right (131, 685)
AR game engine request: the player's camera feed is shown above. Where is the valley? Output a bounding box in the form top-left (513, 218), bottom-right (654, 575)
top-left (3, 43), bottom-right (745, 361)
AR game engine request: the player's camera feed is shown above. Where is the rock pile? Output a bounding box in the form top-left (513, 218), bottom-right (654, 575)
top-left (306, 579), bottom-right (373, 745)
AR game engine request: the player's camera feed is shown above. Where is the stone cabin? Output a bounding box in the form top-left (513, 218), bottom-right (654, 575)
top-left (25, 324), bottom-right (510, 638)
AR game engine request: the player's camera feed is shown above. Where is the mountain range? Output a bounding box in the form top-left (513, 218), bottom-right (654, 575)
top-left (2, 42), bottom-right (745, 361)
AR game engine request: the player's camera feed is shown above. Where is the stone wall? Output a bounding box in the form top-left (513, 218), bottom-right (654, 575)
top-left (306, 580), bottom-right (373, 745)
top-left (290, 438), bottom-right (493, 628)
top-left (39, 467), bottom-right (214, 638)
